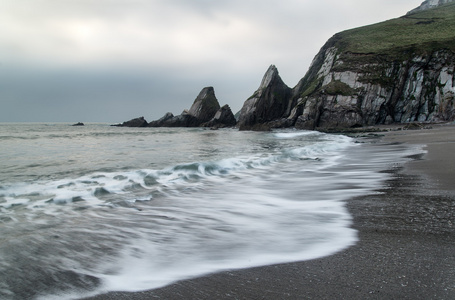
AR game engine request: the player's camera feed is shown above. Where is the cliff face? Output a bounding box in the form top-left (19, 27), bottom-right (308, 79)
top-left (292, 47), bottom-right (455, 130)
top-left (238, 1), bottom-right (455, 130)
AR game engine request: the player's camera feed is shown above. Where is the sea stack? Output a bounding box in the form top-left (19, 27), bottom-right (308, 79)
top-left (237, 1), bottom-right (455, 130)
top-left (187, 87), bottom-right (221, 124)
top-left (237, 65), bottom-right (292, 130)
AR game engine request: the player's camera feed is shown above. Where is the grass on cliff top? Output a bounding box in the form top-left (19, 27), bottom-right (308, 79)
top-left (333, 2), bottom-right (455, 56)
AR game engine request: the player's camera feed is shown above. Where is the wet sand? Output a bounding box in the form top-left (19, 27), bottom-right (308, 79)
top-left (84, 123), bottom-right (455, 300)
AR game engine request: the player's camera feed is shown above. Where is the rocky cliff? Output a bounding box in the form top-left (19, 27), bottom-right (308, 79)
top-left (238, 1), bottom-right (455, 130)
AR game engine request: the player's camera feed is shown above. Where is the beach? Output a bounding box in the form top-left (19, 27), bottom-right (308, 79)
top-left (83, 123), bottom-right (455, 300)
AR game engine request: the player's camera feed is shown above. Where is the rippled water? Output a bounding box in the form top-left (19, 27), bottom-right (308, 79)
top-left (0, 123), bottom-right (423, 299)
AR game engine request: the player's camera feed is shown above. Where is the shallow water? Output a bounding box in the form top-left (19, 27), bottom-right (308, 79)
top-left (0, 123), bottom-right (423, 299)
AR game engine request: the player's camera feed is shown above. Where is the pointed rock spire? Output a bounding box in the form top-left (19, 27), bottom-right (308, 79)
top-left (188, 87), bottom-right (221, 123)
top-left (238, 65), bottom-right (292, 130)
top-left (259, 65), bottom-right (282, 89)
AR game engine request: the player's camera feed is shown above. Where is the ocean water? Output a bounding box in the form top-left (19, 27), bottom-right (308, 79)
top-left (0, 123), bottom-right (423, 299)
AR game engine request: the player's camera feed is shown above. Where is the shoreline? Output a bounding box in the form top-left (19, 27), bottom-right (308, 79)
top-left (83, 124), bottom-right (455, 299)
top-left (381, 123), bottom-right (455, 193)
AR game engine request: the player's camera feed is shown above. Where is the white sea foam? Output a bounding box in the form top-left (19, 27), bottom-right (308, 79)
top-left (274, 130), bottom-right (323, 139)
top-left (0, 124), bottom-right (425, 300)
top-left (0, 132), bottom-right (354, 211)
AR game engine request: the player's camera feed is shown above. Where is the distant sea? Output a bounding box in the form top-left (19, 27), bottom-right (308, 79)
top-left (0, 123), bottom-right (423, 299)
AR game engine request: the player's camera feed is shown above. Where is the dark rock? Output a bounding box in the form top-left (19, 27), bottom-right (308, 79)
top-left (161, 113), bottom-right (199, 127)
top-left (146, 87), bottom-right (222, 128)
top-left (288, 47), bottom-right (455, 130)
top-left (202, 104), bottom-right (237, 128)
top-left (239, 123), bottom-right (272, 132)
top-left (237, 65), bottom-right (293, 130)
top-left (148, 112), bottom-right (174, 127)
top-left (237, 4), bottom-right (455, 131)
top-left (148, 110), bottom-right (199, 127)
top-left (72, 122), bottom-right (84, 126)
top-left (267, 118), bottom-right (294, 129)
top-left (188, 87), bottom-right (221, 124)
top-left (114, 116), bottom-right (148, 127)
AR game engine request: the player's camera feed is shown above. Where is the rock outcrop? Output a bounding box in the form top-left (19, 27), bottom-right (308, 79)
top-left (202, 104), bottom-right (237, 128)
top-left (238, 65), bottom-right (292, 130)
top-left (148, 87), bottom-right (221, 127)
top-left (114, 116), bottom-right (148, 127)
top-left (238, 1), bottom-right (455, 130)
top-left (292, 48), bottom-right (455, 130)
top-left (147, 112), bottom-right (174, 127)
top-left (120, 87), bottom-right (234, 128)
top-left (187, 87), bottom-right (221, 124)
top-left (149, 110), bottom-right (200, 127)
top-left (117, 1), bottom-right (455, 131)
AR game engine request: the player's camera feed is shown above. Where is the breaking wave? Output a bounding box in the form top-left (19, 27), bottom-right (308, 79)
top-left (0, 125), bottom-right (425, 299)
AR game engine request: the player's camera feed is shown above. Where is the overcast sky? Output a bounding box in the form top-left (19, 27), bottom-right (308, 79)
top-left (1, 0), bottom-right (423, 123)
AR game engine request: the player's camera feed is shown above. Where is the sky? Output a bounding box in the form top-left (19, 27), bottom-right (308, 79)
top-left (1, 0), bottom-right (423, 123)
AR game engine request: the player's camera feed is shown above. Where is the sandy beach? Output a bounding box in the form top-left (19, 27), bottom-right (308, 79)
top-left (84, 123), bottom-right (455, 300)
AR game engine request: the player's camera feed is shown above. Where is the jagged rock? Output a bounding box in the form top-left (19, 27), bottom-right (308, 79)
top-left (238, 65), bottom-right (293, 130)
top-left (188, 87), bottom-right (221, 124)
top-left (150, 109), bottom-right (199, 127)
top-left (297, 3), bottom-right (455, 129)
top-left (114, 116), bottom-right (148, 127)
top-left (145, 87), bottom-right (222, 127)
top-left (72, 122), bottom-right (84, 126)
top-left (238, 3), bottom-right (455, 131)
top-left (291, 47), bottom-right (455, 130)
top-left (160, 113), bottom-right (199, 127)
top-left (202, 104), bottom-right (237, 128)
top-left (148, 112), bottom-right (174, 127)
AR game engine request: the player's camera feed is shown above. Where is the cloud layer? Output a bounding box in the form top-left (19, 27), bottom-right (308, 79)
top-left (1, 0), bottom-right (421, 122)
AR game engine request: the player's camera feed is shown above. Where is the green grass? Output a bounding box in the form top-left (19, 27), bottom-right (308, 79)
top-left (324, 81), bottom-right (358, 96)
top-left (332, 2), bottom-right (455, 56)
top-left (296, 3), bottom-right (455, 98)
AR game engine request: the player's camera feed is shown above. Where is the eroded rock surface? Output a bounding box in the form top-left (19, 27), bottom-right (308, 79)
top-left (238, 65), bottom-right (292, 130)
top-left (187, 87), bottom-right (221, 124)
top-left (202, 104), bottom-right (237, 128)
top-left (237, 2), bottom-right (455, 130)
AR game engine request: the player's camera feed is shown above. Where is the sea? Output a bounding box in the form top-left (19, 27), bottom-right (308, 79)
top-left (0, 123), bottom-right (424, 299)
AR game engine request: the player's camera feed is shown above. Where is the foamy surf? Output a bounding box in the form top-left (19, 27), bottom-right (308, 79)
top-left (0, 124), bottom-right (424, 299)
top-left (0, 132), bottom-right (353, 211)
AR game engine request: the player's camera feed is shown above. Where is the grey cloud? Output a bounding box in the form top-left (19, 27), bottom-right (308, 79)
top-left (0, 64), bottom-right (257, 122)
top-left (0, 0), bottom-right (423, 122)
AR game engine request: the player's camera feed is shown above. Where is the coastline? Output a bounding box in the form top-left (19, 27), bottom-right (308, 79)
top-left (83, 124), bottom-right (455, 300)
